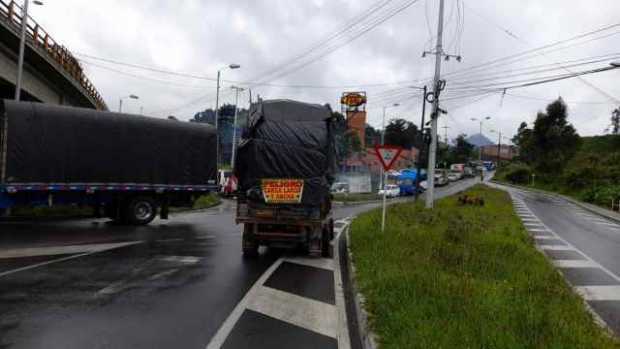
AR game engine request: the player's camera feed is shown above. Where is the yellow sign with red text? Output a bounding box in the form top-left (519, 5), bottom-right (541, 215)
top-left (261, 179), bottom-right (304, 204)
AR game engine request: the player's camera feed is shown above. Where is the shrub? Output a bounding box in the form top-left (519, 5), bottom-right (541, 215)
top-left (503, 164), bottom-right (532, 184)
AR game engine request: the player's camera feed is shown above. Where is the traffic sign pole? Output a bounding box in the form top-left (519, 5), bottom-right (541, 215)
top-left (374, 145), bottom-right (403, 232)
top-left (381, 171), bottom-right (387, 232)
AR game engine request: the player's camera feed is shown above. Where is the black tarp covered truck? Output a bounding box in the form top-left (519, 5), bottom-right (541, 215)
top-left (234, 99), bottom-right (336, 257)
top-left (0, 100), bottom-right (217, 225)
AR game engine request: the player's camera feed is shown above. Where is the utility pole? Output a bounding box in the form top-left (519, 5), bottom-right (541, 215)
top-left (497, 130), bottom-right (501, 167)
top-left (15, 0), bottom-right (43, 100)
top-left (414, 85), bottom-right (427, 202)
top-left (230, 86), bottom-right (244, 169)
top-left (215, 70), bottom-right (221, 170)
top-left (425, 0), bottom-right (445, 209)
top-left (441, 125), bottom-right (450, 144)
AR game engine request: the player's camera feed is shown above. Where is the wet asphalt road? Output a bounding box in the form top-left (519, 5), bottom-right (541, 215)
top-left (501, 186), bottom-right (620, 334)
top-left (0, 178), bottom-right (482, 349)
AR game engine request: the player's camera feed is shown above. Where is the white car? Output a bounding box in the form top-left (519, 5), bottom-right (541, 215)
top-left (378, 184), bottom-right (400, 198)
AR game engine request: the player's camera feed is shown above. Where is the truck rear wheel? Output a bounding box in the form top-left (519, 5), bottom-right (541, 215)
top-left (124, 196), bottom-right (157, 225)
top-left (242, 223), bottom-right (259, 258)
top-left (321, 227), bottom-right (332, 258)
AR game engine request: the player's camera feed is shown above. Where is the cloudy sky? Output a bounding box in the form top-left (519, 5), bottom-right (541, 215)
top-left (30, 0), bottom-right (620, 141)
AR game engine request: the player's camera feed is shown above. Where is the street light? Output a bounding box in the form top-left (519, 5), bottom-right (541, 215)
top-left (230, 85), bottom-right (245, 169)
top-left (14, 0), bottom-right (44, 101)
top-left (470, 116), bottom-right (491, 161)
top-left (119, 94), bottom-right (139, 112)
top-left (381, 103), bottom-right (400, 145)
top-left (215, 63), bottom-right (241, 170)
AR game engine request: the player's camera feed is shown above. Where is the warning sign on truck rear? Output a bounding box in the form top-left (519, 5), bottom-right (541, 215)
top-left (261, 179), bottom-right (304, 204)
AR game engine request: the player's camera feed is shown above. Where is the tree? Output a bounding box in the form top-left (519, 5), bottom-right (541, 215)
top-left (384, 118), bottom-right (420, 149)
top-left (451, 134), bottom-right (475, 164)
top-left (512, 121), bottom-right (535, 164)
top-left (365, 124), bottom-right (380, 147)
top-left (612, 107), bottom-right (620, 135)
top-left (518, 98), bottom-right (581, 176)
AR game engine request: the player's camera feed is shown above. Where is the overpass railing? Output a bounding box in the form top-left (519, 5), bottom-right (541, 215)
top-left (0, 1), bottom-right (107, 110)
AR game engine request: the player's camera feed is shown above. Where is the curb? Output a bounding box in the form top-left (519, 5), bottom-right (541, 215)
top-left (491, 180), bottom-right (620, 225)
top-left (344, 225), bottom-right (378, 349)
top-left (334, 196), bottom-right (416, 207)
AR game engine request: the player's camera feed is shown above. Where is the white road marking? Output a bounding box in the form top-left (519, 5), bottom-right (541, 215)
top-left (158, 256), bottom-right (201, 264)
top-left (0, 241), bottom-right (141, 259)
top-left (206, 259), bottom-right (285, 349)
top-left (247, 286), bottom-right (338, 339)
top-left (528, 228), bottom-right (549, 232)
top-left (285, 257), bottom-right (335, 271)
top-left (554, 260), bottom-right (597, 268)
top-left (534, 236), bottom-right (558, 240)
top-left (576, 286), bottom-right (620, 301)
top-left (540, 245), bottom-right (575, 251)
top-left (148, 269), bottom-right (179, 281)
top-left (0, 241), bottom-right (143, 279)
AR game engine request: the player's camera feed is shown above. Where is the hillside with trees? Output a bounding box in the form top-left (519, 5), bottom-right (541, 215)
top-left (498, 98), bottom-right (620, 208)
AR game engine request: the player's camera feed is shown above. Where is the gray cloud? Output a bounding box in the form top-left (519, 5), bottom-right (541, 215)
top-left (30, 0), bottom-right (620, 139)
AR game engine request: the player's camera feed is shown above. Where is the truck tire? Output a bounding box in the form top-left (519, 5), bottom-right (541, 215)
top-left (124, 196), bottom-right (157, 225)
top-left (321, 228), bottom-right (332, 258)
top-left (242, 223), bottom-right (259, 258)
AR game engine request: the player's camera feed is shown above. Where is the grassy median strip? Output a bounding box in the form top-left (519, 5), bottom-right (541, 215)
top-left (349, 184), bottom-right (619, 349)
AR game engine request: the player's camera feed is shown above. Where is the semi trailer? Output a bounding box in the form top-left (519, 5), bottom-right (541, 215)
top-left (0, 100), bottom-right (217, 225)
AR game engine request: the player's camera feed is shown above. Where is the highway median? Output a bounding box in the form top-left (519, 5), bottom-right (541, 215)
top-left (348, 184), bottom-right (619, 348)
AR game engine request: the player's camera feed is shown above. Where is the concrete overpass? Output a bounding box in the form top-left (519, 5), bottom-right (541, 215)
top-left (0, 0), bottom-right (107, 110)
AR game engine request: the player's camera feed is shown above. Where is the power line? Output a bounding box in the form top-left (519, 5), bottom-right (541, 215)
top-left (458, 3), bottom-right (620, 103)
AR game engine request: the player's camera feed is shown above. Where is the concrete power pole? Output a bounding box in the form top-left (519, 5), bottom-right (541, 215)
top-left (425, 0), bottom-right (446, 209)
top-left (230, 86), bottom-right (244, 169)
top-left (441, 125), bottom-right (450, 144)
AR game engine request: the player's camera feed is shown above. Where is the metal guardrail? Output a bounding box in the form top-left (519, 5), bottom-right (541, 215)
top-left (0, 0), bottom-right (107, 110)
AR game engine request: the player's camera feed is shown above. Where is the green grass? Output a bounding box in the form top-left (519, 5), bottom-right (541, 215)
top-left (192, 193), bottom-right (221, 209)
top-left (333, 192), bottom-right (382, 202)
top-left (10, 205), bottom-right (94, 218)
top-left (349, 185), bottom-right (619, 349)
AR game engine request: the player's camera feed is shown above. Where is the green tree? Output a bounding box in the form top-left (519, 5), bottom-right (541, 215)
top-left (451, 134), bottom-right (475, 164)
top-left (365, 124), bottom-right (380, 147)
top-left (530, 98), bottom-right (581, 176)
top-left (384, 118), bottom-right (420, 149)
top-left (512, 121), bottom-right (535, 164)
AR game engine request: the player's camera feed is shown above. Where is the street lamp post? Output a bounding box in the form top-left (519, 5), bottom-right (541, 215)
top-left (14, 0), bottom-right (43, 101)
top-left (214, 64), bottom-right (241, 170)
top-left (230, 86), bottom-right (244, 169)
top-left (470, 116), bottom-right (491, 161)
top-left (489, 129), bottom-right (502, 167)
top-left (118, 94), bottom-right (139, 112)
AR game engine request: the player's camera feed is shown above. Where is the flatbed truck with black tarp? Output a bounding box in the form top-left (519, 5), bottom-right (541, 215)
top-left (234, 100), bottom-right (335, 257)
top-left (0, 100), bottom-right (218, 225)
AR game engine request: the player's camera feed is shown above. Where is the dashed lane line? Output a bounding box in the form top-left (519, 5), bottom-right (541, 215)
top-left (576, 286), bottom-right (620, 301)
top-left (554, 260), bottom-right (598, 268)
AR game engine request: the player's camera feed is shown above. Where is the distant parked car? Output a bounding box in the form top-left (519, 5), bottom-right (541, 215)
top-left (378, 184), bottom-right (400, 198)
top-left (331, 182), bottom-right (349, 194)
top-left (448, 171), bottom-right (463, 182)
top-left (434, 170), bottom-right (449, 186)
